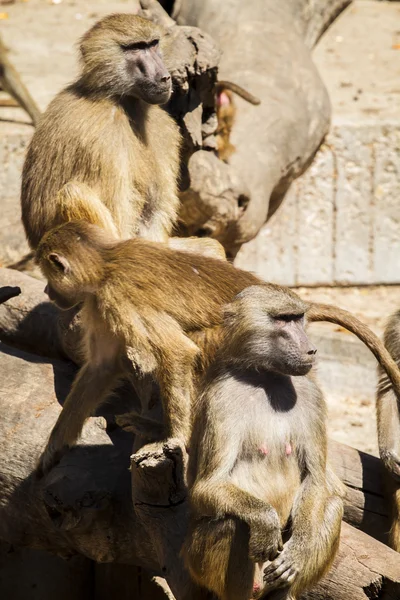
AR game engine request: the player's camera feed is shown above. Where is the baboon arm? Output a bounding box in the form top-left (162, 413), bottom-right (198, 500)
top-left (0, 36), bottom-right (41, 125)
top-left (192, 478), bottom-right (276, 522)
top-left (55, 181), bottom-right (120, 238)
top-left (37, 361), bottom-right (121, 476)
top-left (377, 372), bottom-right (400, 480)
top-left (137, 195), bottom-right (178, 243)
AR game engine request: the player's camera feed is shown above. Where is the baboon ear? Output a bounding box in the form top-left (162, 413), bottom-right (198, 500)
top-left (49, 253), bottom-right (70, 274)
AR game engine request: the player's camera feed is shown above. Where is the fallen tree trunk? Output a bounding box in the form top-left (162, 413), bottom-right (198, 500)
top-left (303, 521), bottom-right (400, 600)
top-left (328, 439), bottom-right (391, 545)
top-left (0, 342), bottom-right (399, 600)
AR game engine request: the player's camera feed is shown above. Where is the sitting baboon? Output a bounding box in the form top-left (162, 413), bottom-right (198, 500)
top-left (183, 285), bottom-right (344, 600)
top-left (21, 14), bottom-right (181, 248)
top-left (376, 309), bottom-right (400, 551)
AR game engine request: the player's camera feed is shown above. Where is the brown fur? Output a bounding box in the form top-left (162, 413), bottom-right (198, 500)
top-left (215, 81), bottom-right (260, 163)
top-left (376, 310), bottom-right (400, 551)
top-left (0, 35), bottom-right (41, 125)
top-left (21, 14), bottom-right (181, 249)
top-left (183, 286), bottom-right (344, 600)
top-left (35, 222), bottom-right (400, 478)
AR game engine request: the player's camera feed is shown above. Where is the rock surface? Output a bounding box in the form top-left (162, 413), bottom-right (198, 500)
top-left (237, 0), bottom-right (400, 285)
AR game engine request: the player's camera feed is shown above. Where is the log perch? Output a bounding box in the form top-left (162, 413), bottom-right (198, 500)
top-left (0, 269), bottom-right (399, 598)
top-left (0, 340), bottom-right (399, 600)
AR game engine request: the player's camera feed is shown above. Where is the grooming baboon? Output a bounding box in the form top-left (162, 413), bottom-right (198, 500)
top-left (376, 310), bottom-right (400, 551)
top-left (183, 286), bottom-right (344, 600)
top-left (0, 34), bottom-right (41, 125)
top-left (36, 221), bottom-right (400, 477)
top-left (215, 81), bottom-right (260, 162)
top-left (21, 14), bottom-right (181, 249)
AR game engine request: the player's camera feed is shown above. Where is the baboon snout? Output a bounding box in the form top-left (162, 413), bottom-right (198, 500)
top-left (160, 73), bottom-right (171, 84)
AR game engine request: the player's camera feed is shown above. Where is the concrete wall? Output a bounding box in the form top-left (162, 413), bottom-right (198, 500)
top-left (236, 1), bottom-right (400, 285)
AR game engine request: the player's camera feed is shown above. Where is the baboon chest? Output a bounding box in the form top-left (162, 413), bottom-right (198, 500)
top-left (229, 380), bottom-right (309, 521)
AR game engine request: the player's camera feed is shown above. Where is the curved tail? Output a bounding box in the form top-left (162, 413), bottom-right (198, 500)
top-left (216, 81), bottom-right (261, 105)
top-left (307, 302), bottom-right (400, 396)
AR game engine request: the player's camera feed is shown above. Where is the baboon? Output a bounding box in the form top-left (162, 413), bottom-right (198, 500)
top-left (215, 81), bottom-right (260, 162)
top-left (0, 34), bottom-right (41, 125)
top-left (21, 14), bottom-right (181, 249)
top-left (36, 221), bottom-right (400, 476)
top-left (376, 310), bottom-right (400, 551)
top-left (183, 286), bottom-right (344, 600)
top-left (35, 221), bottom-right (255, 475)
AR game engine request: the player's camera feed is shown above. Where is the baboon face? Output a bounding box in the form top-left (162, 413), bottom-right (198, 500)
top-left (79, 14), bottom-right (172, 104)
top-left (267, 314), bottom-right (317, 376)
top-left (121, 38), bottom-right (171, 104)
top-left (225, 286), bottom-right (317, 376)
top-left (44, 281), bottom-right (78, 311)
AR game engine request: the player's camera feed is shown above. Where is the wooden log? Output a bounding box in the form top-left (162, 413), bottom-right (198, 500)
top-left (0, 342), bottom-right (399, 599)
top-left (328, 439), bottom-right (391, 545)
top-left (303, 522), bottom-right (400, 599)
top-left (0, 267), bottom-right (63, 359)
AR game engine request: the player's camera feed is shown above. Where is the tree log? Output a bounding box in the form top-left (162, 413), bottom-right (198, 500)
top-left (303, 522), bottom-right (400, 599)
top-left (0, 268), bottom-right (64, 359)
top-left (174, 0), bottom-right (350, 255)
top-left (0, 341), bottom-right (399, 599)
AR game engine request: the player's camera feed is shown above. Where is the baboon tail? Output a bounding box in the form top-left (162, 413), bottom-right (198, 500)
top-left (308, 302), bottom-right (400, 398)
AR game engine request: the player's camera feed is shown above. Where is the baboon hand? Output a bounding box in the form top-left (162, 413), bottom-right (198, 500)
top-left (380, 447), bottom-right (400, 481)
top-left (248, 510), bottom-right (283, 563)
top-left (36, 445), bottom-right (68, 479)
top-left (263, 542), bottom-right (299, 591)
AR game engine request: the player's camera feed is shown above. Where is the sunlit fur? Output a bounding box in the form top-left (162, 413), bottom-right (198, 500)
top-left (376, 310), bottom-right (400, 551)
top-left (36, 221), bottom-right (400, 479)
top-left (184, 287), bottom-right (344, 600)
top-left (21, 14), bottom-right (180, 250)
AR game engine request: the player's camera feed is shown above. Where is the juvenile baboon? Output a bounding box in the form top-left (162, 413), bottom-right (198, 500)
top-left (376, 310), bottom-right (400, 551)
top-left (36, 221), bottom-right (400, 475)
top-left (35, 221), bottom-right (254, 475)
top-left (183, 286), bottom-right (344, 600)
top-left (215, 81), bottom-right (260, 162)
top-left (0, 34), bottom-right (41, 125)
top-left (21, 14), bottom-right (181, 249)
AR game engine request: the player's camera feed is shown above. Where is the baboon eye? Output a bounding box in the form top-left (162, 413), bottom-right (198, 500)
top-left (121, 40), bottom-right (158, 51)
top-left (274, 314), bottom-right (304, 323)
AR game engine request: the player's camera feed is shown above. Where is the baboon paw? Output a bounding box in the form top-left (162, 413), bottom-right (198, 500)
top-left (381, 449), bottom-right (400, 482)
top-left (263, 549), bottom-right (298, 590)
top-left (36, 447), bottom-right (67, 479)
